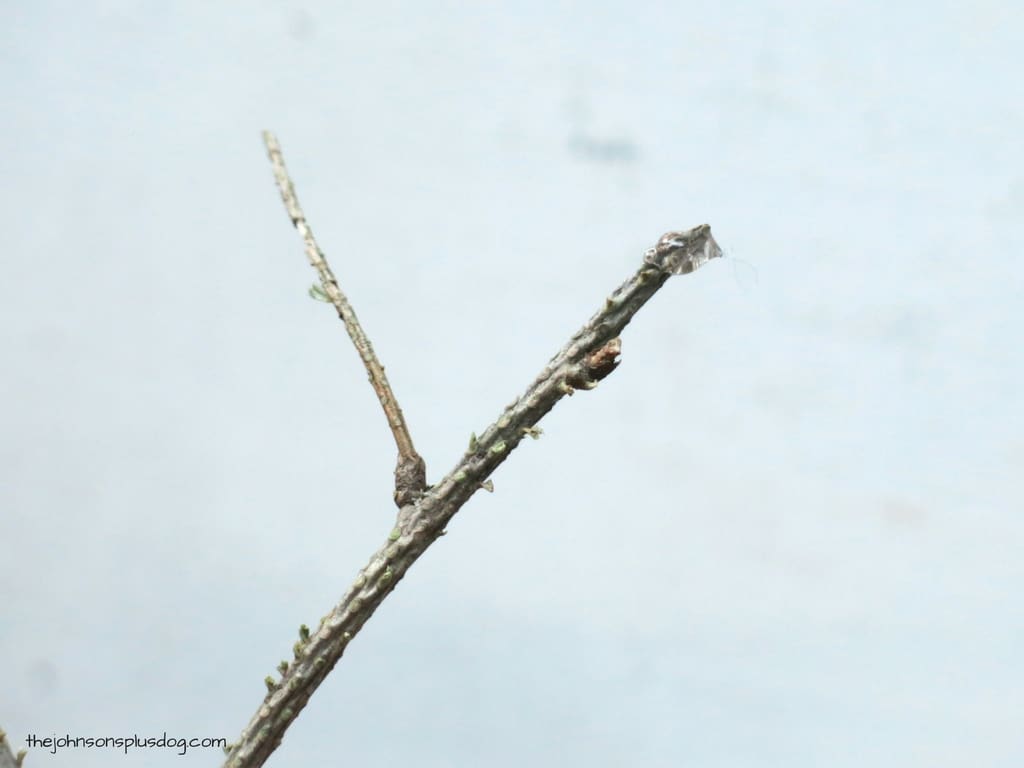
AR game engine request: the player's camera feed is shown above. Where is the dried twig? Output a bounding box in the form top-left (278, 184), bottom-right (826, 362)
top-left (225, 136), bottom-right (722, 768)
top-left (262, 131), bottom-right (426, 506)
top-left (0, 730), bottom-right (25, 768)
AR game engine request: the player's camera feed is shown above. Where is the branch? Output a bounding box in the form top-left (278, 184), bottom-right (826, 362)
top-left (262, 131), bottom-right (426, 506)
top-left (225, 159), bottom-right (721, 766)
top-left (0, 730), bottom-right (25, 768)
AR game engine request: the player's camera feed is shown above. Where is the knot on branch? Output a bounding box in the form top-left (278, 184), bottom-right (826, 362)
top-left (564, 337), bottom-right (622, 392)
top-left (394, 454), bottom-right (427, 507)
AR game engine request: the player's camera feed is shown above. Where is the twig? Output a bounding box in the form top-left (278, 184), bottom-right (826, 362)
top-left (0, 730), bottom-right (25, 768)
top-left (262, 131), bottom-right (426, 506)
top-left (225, 164), bottom-right (721, 767)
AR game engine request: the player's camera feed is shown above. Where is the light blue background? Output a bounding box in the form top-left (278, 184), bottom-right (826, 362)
top-left (3, 2), bottom-right (1021, 766)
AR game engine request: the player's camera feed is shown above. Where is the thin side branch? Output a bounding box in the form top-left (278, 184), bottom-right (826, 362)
top-left (224, 186), bottom-right (721, 768)
top-left (262, 131), bottom-right (426, 506)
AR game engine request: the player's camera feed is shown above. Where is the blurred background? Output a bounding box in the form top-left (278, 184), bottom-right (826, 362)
top-left (2, 2), bottom-right (1021, 766)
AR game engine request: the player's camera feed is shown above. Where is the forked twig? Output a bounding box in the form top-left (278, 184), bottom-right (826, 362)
top-left (224, 134), bottom-right (722, 768)
top-left (262, 131), bottom-right (426, 506)
top-left (0, 730), bottom-right (25, 768)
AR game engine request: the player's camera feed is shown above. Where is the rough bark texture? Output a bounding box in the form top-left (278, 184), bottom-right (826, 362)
top-left (223, 222), bottom-right (722, 768)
